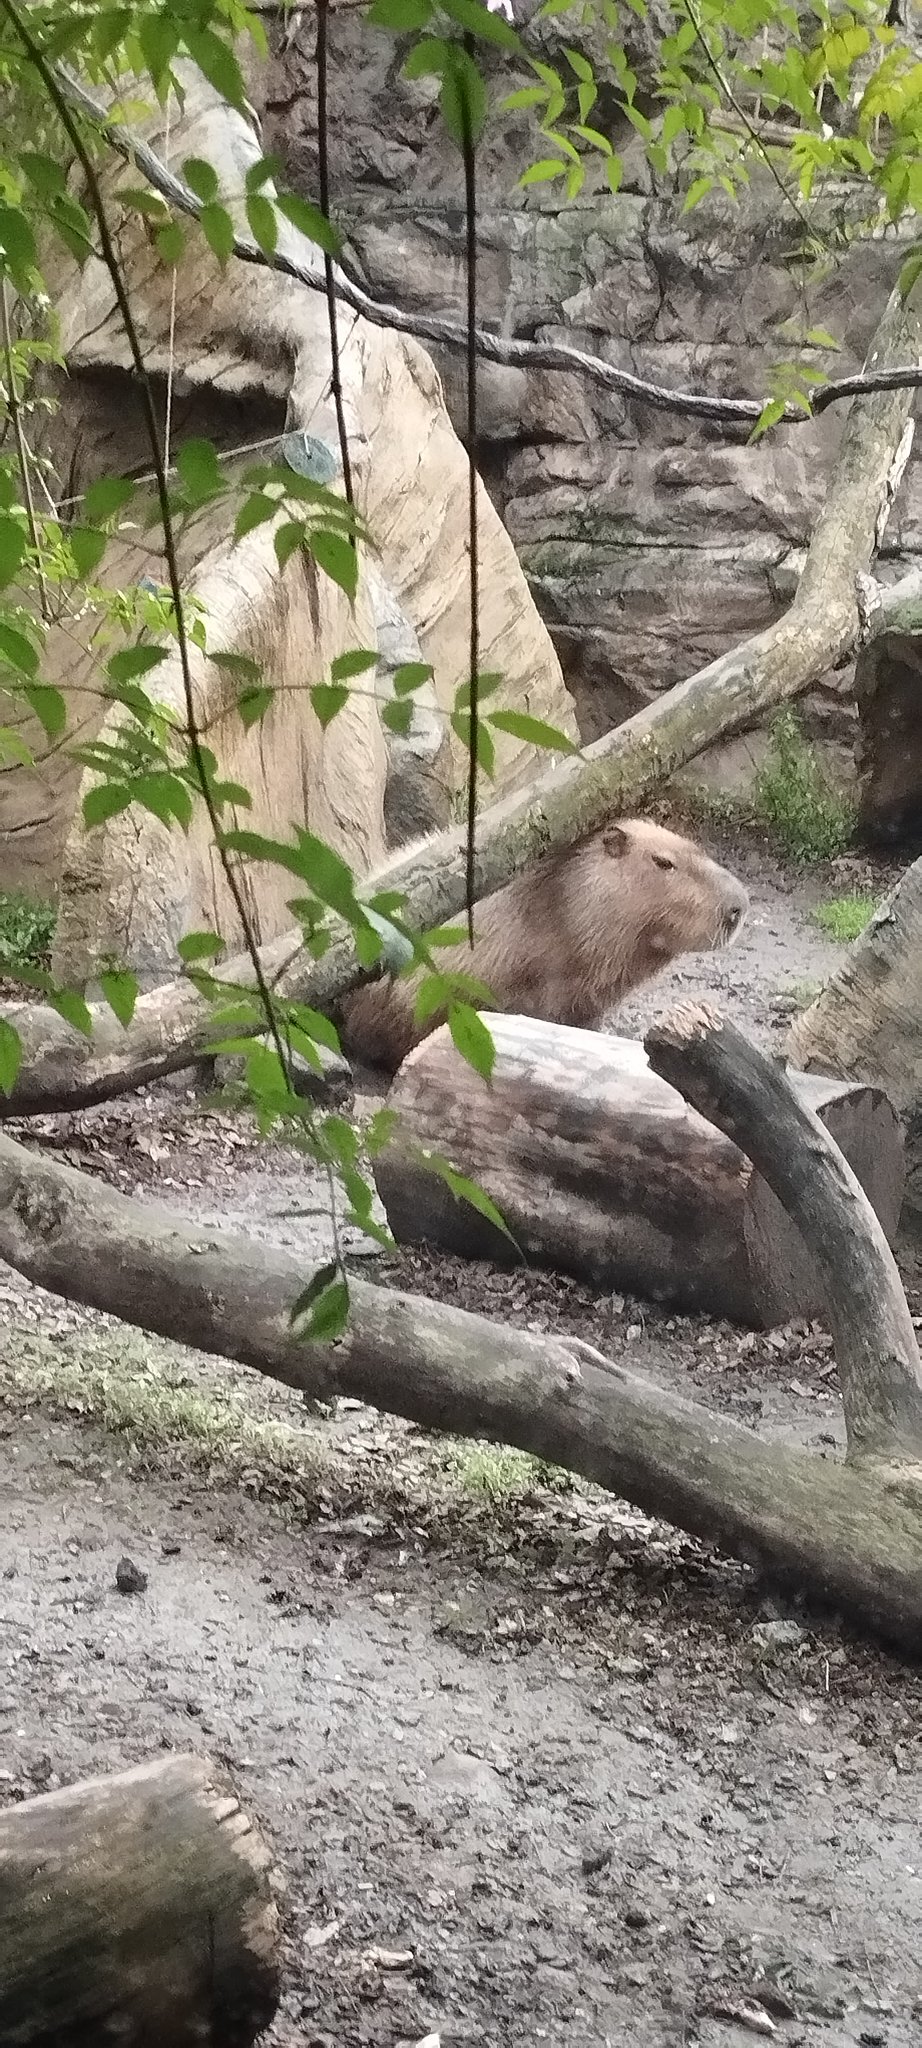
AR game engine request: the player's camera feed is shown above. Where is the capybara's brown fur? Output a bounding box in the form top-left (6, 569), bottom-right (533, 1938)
top-left (339, 817), bottom-right (749, 1074)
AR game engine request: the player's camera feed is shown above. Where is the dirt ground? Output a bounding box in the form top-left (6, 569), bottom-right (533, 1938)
top-left (2, 828), bottom-right (921, 2048)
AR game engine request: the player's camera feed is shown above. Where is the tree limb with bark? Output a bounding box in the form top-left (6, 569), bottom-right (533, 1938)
top-left (1, 1003), bottom-right (921, 1650)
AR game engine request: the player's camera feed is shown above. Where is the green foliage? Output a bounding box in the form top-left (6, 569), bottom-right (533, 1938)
top-left (0, 888), bottom-right (56, 973)
top-left (752, 712), bottom-right (856, 862)
top-left (812, 892), bottom-right (877, 941)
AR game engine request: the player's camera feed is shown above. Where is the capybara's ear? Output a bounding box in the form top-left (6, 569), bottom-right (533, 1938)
top-left (601, 823), bottom-right (629, 858)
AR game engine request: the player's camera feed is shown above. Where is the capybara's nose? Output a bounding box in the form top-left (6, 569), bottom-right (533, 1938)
top-left (722, 892), bottom-right (748, 941)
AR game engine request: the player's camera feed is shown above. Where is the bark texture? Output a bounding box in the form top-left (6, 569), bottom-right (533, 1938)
top-left (375, 1016), bottom-right (904, 1328)
top-left (0, 1753), bottom-right (279, 2048)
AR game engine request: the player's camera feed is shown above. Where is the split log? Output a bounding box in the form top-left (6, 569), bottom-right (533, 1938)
top-left (854, 572), bottom-right (922, 841)
top-left (0, 1752), bottom-right (280, 2048)
top-left (0, 1087), bottom-right (922, 1647)
top-left (1, 271), bottom-right (920, 1118)
top-left (372, 1017), bottom-right (905, 1329)
top-left (789, 857), bottom-right (922, 1115)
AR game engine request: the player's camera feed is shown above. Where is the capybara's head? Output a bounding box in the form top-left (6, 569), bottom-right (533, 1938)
top-left (599, 818), bottom-right (748, 964)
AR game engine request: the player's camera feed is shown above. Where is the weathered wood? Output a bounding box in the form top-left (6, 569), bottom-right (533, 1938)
top-left (372, 1016), bottom-right (904, 1330)
top-left (647, 1002), bottom-right (922, 1464)
top-left (0, 1752), bottom-right (280, 2048)
top-left (855, 614), bottom-right (922, 843)
top-left (0, 1113), bottom-right (921, 1646)
top-left (789, 857), bottom-right (922, 1118)
top-left (0, 271), bottom-right (920, 1118)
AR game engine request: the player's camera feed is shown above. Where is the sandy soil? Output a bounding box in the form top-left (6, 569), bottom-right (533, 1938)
top-left (1, 829), bottom-right (920, 2048)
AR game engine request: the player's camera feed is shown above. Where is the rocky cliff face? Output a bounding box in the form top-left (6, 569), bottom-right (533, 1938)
top-left (267, 4), bottom-right (922, 791)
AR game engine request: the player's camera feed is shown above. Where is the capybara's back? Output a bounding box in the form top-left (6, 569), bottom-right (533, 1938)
top-left (339, 817), bottom-right (748, 1074)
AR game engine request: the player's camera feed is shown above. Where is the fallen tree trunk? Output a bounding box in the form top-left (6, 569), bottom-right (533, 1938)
top-left (1, 1037), bottom-right (922, 1645)
top-left (0, 1752), bottom-right (279, 2048)
top-left (1, 272), bottom-right (921, 1118)
top-left (374, 1016), bottom-right (904, 1329)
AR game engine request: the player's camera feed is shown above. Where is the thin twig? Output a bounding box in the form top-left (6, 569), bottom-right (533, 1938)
top-left (462, 36), bottom-right (479, 942)
top-left (1, 279), bottom-right (50, 621)
top-left (52, 65), bottom-right (922, 429)
top-left (314, 0), bottom-right (354, 527)
top-left (682, 0), bottom-right (818, 243)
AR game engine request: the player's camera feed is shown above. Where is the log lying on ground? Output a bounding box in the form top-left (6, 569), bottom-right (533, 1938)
top-left (0, 1752), bottom-right (279, 2048)
top-left (373, 1016), bottom-right (904, 1329)
top-left (1, 1058), bottom-right (922, 1647)
top-left (1, 271), bottom-right (920, 1118)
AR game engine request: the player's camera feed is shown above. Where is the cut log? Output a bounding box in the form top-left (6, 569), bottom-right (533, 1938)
top-left (0, 1752), bottom-right (280, 2048)
top-left (372, 1015), bottom-right (904, 1329)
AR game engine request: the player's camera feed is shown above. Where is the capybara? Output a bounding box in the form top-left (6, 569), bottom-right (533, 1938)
top-left (339, 817), bottom-right (749, 1074)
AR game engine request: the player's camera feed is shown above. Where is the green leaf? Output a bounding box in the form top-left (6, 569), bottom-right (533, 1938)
top-left (246, 193), bottom-right (278, 256)
top-left (0, 205), bottom-right (37, 289)
top-left (274, 192), bottom-right (341, 256)
top-left (393, 661), bottom-right (433, 694)
top-left (0, 518), bottom-right (26, 588)
top-left (84, 477), bottom-right (135, 521)
top-left (520, 157), bottom-right (568, 185)
top-left (274, 520), bottom-right (306, 570)
top-left (107, 644), bottom-right (168, 684)
top-left (134, 771), bottom-right (194, 830)
top-left (381, 698), bottom-right (413, 735)
top-left (0, 1015), bottom-right (21, 1096)
top-left (184, 25), bottom-right (247, 110)
top-left (441, 0), bottom-right (520, 47)
top-left (683, 174), bottom-right (714, 212)
top-left (23, 685), bottom-right (65, 739)
top-left (18, 151), bottom-right (66, 201)
top-left (100, 968), bottom-right (138, 1028)
top-left (237, 685), bottom-right (274, 730)
top-left (294, 831), bottom-right (361, 917)
top-left (182, 155), bottom-right (220, 204)
top-left (503, 86), bottom-right (549, 110)
top-left (48, 987), bottom-right (93, 1039)
top-left (156, 220), bottom-right (186, 267)
top-left (311, 683), bottom-right (350, 727)
top-left (201, 202), bottom-right (235, 264)
top-left (605, 154), bottom-right (623, 195)
top-left (68, 525), bottom-right (107, 578)
top-left (309, 528), bottom-right (358, 600)
top-left (898, 250), bottom-right (922, 301)
top-left (440, 52), bottom-right (488, 149)
top-left (176, 438), bottom-right (223, 503)
top-left (367, 0), bottom-right (432, 25)
top-left (448, 1001), bottom-right (496, 1080)
top-left (234, 492), bottom-right (276, 540)
top-left (291, 1264), bottom-right (350, 1342)
top-left (488, 708), bottom-right (578, 753)
top-left (178, 929), bottom-right (224, 963)
top-left (0, 620), bottom-right (39, 676)
top-left (564, 43), bottom-right (594, 81)
top-left (83, 781), bottom-right (131, 828)
top-left (426, 1152), bottom-right (513, 1239)
top-left (138, 12), bottom-right (177, 88)
top-left (208, 649), bottom-right (262, 681)
top-left (331, 648), bottom-right (378, 681)
top-left (245, 153), bottom-right (284, 195)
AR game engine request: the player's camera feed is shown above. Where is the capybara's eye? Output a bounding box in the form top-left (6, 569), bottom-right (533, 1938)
top-left (652, 853), bottom-right (675, 871)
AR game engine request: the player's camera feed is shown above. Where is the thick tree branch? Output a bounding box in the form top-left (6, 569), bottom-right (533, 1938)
top-left (645, 1003), bottom-right (922, 1464)
top-left (56, 64), bottom-right (922, 430)
top-left (1, 1123), bottom-right (922, 1646)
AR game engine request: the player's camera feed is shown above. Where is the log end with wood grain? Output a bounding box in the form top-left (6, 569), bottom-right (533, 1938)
top-left (374, 1015), bottom-right (905, 1329)
top-left (0, 1752), bottom-right (280, 2048)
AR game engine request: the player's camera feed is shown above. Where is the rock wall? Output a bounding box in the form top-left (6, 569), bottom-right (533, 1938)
top-left (267, 3), bottom-right (922, 792)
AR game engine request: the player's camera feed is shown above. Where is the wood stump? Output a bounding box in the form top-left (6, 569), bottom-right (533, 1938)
top-left (375, 1015), bottom-right (905, 1327)
top-left (0, 1752), bottom-right (280, 2047)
